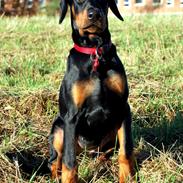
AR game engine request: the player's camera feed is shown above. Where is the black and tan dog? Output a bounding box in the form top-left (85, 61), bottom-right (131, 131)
top-left (48, 0), bottom-right (135, 182)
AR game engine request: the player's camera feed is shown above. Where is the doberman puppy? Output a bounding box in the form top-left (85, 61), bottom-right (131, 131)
top-left (48, 0), bottom-right (135, 182)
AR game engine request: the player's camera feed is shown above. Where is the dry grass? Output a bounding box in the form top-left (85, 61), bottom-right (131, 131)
top-left (0, 15), bottom-right (183, 182)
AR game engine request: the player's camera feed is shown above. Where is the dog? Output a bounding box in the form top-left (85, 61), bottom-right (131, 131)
top-left (48, 0), bottom-right (135, 182)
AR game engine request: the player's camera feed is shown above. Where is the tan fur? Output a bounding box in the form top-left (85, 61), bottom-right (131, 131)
top-left (105, 74), bottom-right (126, 94)
top-left (118, 127), bottom-right (134, 183)
top-left (53, 128), bottom-right (63, 156)
top-left (71, 5), bottom-right (104, 36)
top-left (51, 128), bottom-right (64, 180)
top-left (62, 163), bottom-right (77, 183)
top-left (72, 79), bottom-right (95, 108)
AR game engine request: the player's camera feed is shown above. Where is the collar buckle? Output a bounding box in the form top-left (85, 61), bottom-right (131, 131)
top-left (73, 42), bottom-right (112, 71)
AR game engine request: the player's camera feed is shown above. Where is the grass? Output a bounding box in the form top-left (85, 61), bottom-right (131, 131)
top-left (0, 14), bottom-right (183, 182)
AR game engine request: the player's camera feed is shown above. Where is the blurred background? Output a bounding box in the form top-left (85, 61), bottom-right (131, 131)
top-left (0, 0), bottom-right (59, 16)
top-left (0, 0), bottom-right (182, 17)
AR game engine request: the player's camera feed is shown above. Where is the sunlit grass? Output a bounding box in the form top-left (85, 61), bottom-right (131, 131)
top-left (0, 15), bottom-right (183, 182)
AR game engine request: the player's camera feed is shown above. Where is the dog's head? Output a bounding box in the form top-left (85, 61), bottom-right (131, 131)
top-left (59, 0), bottom-right (123, 38)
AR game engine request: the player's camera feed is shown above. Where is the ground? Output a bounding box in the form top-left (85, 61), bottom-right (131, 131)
top-left (0, 15), bottom-right (183, 182)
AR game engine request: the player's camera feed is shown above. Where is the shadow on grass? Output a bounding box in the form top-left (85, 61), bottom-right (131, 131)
top-left (6, 150), bottom-right (50, 179)
top-left (5, 112), bottom-right (182, 181)
top-left (134, 112), bottom-right (183, 165)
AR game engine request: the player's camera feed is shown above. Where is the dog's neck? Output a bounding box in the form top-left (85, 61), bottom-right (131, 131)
top-left (72, 28), bottom-right (113, 72)
top-left (72, 28), bottom-right (111, 48)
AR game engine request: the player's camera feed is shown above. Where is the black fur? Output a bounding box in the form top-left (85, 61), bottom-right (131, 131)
top-left (49, 0), bottom-right (133, 178)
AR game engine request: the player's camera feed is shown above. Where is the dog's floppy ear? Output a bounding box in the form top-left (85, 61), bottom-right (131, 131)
top-left (108, 0), bottom-right (124, 21)
top-left (59, 0), bottom-right (68, 24)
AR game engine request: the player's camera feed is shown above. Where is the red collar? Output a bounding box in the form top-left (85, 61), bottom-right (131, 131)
top-left (74, 43), bottom-right (100, 55)
top-left (73, 43), bottom-right (111, 71)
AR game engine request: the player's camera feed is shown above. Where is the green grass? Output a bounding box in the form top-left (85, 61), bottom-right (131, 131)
top-left (0, 15), bottom-right (183, 182)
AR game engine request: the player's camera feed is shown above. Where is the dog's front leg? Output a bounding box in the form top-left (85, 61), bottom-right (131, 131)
top-left (62, 112), bottom-right (78, 183)
top-left (118, 104), bottom-right (135, 183)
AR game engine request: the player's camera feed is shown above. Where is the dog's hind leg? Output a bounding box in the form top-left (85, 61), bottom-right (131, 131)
top-left (118, 104), bottom-right (135, 183)
top-left (48, 115), bottom-right (64, 181)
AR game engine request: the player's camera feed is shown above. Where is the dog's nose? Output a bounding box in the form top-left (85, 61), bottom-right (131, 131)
top-left (87, 8), bottom-right (100, 20)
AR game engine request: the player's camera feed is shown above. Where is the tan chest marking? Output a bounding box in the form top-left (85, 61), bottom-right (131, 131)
top-left (72, 79), bottom-right (95, 108)
top-left (105, 73), bottom-right (126, 95)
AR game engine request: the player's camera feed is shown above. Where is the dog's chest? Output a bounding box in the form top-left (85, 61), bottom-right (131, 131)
top-left (68, 61), bottom-right (127, 149)
top-left (71, 69), bottom-right (126, 109)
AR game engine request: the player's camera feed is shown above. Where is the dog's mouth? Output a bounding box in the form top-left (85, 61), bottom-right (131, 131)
top-left (76, 19), bottom-right (106, 38)
top-left (83, 20), bottom-right (105, 32)
top-left (81, 24), bottom-right (105, 39)
top-left (83, 21), bottom-right (102, 29)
